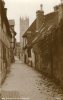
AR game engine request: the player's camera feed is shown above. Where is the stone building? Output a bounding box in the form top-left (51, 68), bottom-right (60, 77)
top-left (0, 0), bottom-right (12, 83)
top-left (23, 20), bottom-right (36, 66)
top-left (20, 17), bottom-right (29, 58)
top-left (9, 20), bottom-right (17, 63)
top-left (23, 2), bottom-right (63, 86)
top-left (0, 0), bottom-right (17, 84)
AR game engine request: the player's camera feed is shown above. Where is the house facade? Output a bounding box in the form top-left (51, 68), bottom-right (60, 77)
top-left (9, 20), bottom-right (17, 63)
top-left (23, 20), bottom-right (36, 67)
top-left (23, 3), bottom-right (63, 86)
top-left (0, 0), bottom-right (13, 84)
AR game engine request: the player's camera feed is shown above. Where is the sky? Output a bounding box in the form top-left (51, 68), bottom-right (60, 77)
top-left (4, 0), bottom-right (60, 42)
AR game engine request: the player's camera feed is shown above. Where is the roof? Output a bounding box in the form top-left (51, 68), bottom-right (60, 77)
top-left (22, 19), bottom-right (36, 37)
top-left (32, 11), bottom-right (59, 45)
top-left (23, 4), bottom-right (63, 47)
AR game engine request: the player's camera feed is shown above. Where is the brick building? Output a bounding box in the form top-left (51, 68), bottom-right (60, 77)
top-left (23, 2), bottom-right (63, 86)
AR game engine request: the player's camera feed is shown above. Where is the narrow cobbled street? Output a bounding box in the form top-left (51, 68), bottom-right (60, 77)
top-left (2, 57), bottom-right (63, 100)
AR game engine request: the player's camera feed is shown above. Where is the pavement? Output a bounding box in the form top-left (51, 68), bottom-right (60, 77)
top-left (1, 57), bottom-right (63, 100)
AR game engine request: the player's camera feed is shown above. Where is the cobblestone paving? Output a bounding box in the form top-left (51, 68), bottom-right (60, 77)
top-left (1, 57), bottom-right (63, 100)
top-left (1, 91), bottom-right (30, 100)
top-left (1, 91), bottom-right (20, 98)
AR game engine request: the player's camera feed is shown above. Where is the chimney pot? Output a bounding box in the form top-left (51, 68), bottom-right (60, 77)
top-left (36, 5), bottom-right (44, 31)
top-left (40, 4), bottom-right (43, 11)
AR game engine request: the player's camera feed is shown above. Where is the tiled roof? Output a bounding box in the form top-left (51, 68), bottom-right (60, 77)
top-left (22, 19), bottom-right (36, 37)
top-left (23, 8), bottom-right (62, 48)
top-left (32, 11), bottom-right (59, 44)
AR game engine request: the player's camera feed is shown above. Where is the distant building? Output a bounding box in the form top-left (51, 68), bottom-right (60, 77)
top-left (20, 17), bottom-right (29, 58)
top-left (9, 20), bottom-right (17, 63)
top-left (15, 42), bottom-right (21, 59)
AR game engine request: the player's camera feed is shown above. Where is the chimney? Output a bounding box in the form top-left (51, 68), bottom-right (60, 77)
top-left (58, 1), bottom-right (63, 22)
top-left (54, 5), bottom-right (59, 12)
top-left (36, 4), bottom-right (44, 32)
top-left (4, 8), bottom-right (7, 16)
top-left (2, 0), bottom-right (5, 7)
top-left (54, 1), bottom-right (63, 23)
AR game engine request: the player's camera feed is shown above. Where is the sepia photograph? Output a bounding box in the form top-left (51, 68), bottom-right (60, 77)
top-left (0, 0), bottom-right (63, 99)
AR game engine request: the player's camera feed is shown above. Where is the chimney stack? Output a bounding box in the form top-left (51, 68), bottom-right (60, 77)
top-left (54, 0), bottom-right (63, 23)
top-left (61, 0), bottom-right (63, 4)
top-left (4, 8), bottom-right (7, 16)
top-left (54, 5), bottom-right (59, 12)
top-left (36, 4), bottom-right (44, 32)
top-left (58, 4), bottom-right (63, 22)
top-left (58, 0), bottom-right (63, 22)
top-left (2, 0), bottom-right (5, 7)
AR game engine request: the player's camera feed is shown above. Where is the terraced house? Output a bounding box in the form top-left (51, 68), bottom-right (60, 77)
top-left (9, 20), bottom-right (17, 63)
top-left (0, 0), bottom-right (16, 84)
top-left (23, 2), bottom-right (63, 86)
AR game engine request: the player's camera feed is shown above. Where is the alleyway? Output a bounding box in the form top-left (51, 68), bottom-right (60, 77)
top-left (1, 57), bottom-right (63, 100)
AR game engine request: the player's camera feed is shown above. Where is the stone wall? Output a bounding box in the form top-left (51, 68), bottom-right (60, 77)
top-left (32, 20), bottom-right (63, 86)
top-left (52, 19), bottom-right (63, 85)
